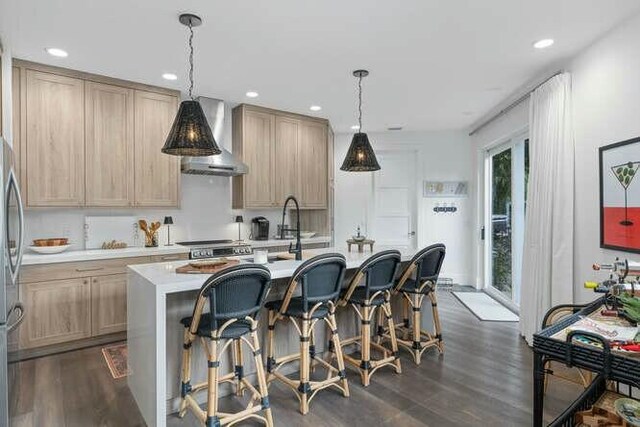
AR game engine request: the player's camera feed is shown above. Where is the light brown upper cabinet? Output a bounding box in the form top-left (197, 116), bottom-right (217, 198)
top-left (298, 121), bottom-right (328, 208)
top-left (85, 82), bottom-right (134, 207)
top-left (232, 104), bottom-right (330, 209)
top-left (133, 90), bottom-right (180, 207)
top-left (12, 60), bottom-right (180, 208)
top-left (233, 107), bottom-right (277, 208)
top-left (274, 116), bottom-right (300, 205)
top-left (25, 70), bottom-right (85, 207)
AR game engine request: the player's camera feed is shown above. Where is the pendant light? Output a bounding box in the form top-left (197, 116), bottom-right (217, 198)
top-left (162, 14), bottom-right (221, 157)
top-left (340, 69), bottom-right (380, 172)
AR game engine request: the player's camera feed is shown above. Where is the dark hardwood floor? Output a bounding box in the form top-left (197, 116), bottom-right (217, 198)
top-left (9, 292), bottom-right (582, 426)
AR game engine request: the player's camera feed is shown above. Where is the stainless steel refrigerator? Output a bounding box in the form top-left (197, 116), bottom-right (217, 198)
top-left (0, 136), bottom-right (25, 426)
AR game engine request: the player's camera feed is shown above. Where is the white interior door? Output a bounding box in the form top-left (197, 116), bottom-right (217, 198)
top-left (371, 150), bottom-right (417, 247)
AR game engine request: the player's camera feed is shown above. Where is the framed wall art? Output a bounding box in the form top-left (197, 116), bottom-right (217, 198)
top-left (600, 136), bottom-right (640, 253)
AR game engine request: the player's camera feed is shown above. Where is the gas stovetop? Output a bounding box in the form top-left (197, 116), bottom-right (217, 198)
top-left (176, 239), bottom-right (252, 259)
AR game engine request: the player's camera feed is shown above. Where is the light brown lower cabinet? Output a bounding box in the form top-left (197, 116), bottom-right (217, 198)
top-left (18, 253), bottom-right (189, 350)
top-left (91, 274), bottom-right (127, 336)
top-left (21, 278), bottom-right (92, 349)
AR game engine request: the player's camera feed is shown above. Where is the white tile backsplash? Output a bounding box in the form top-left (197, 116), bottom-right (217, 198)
top-left (24, 174), bottom-right (284, 249)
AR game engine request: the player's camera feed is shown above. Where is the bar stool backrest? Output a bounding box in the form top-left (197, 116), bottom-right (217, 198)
top-left (412, 244), bottom-right (446, 284)
top-left (288, 253), bottom-right (346, 311)
top-left (353, 250), bottom-right (401, 300)
top-left (189, 264), bottom-right (272, 334)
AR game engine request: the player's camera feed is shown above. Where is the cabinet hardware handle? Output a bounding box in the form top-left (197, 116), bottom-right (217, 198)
top-left (76, 267), bottom-right (104, 272)
top-left (83, 280), bottom-right (88, 285)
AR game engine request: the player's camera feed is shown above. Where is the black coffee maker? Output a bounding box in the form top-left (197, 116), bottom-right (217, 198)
top-left (250, 217), bottom-right (269, 240)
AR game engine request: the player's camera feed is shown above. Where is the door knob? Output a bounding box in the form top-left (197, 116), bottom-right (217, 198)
top-left (408, 231), bottom-right (416, 236)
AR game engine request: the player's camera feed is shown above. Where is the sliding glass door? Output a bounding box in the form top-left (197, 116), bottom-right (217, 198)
top-left (484, 135), bottom-right (529, 309)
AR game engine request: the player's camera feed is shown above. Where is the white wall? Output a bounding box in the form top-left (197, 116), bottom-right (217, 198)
top-left (23, 102), bottom-right (286, 248)
top-left (569, 14), bottom-right (640, 302)
top-left (334, 130), bottom-right (474, 285)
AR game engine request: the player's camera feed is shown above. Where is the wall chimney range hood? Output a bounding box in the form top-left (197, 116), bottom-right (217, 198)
top-left (181, 97), bottom-right (249, 176)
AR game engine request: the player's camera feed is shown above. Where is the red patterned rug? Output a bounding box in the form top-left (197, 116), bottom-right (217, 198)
top-left (102, 343), bottom-right (132, 379)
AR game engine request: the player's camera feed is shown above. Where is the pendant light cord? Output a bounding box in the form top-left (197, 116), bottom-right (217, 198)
top-left (188, 20), bottom-right (195, 100)
top-left (357, 74), bottom-right (363, 131)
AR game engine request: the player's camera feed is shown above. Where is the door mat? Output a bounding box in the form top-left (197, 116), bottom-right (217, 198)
top-left (452, 291), bottom-right (519, 322)
top-left (102, 343), bottom-right (131, 379)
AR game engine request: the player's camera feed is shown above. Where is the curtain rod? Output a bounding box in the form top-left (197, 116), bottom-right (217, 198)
top-left (468, 70), bottom-right (564, 136)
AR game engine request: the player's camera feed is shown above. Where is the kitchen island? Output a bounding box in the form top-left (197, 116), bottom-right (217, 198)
top-left (127, 246), bottom-right (421, 427)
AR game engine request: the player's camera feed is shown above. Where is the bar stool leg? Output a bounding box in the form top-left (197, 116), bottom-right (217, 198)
top-left (384, 299), bottom-right (402, 374)
top-left (360, 305), bottom-right (371, 387)
top-left (266, 310), bottom-right (276, 377)
top-left (250, 328), bottom-right (274, 427)
top-left (412, 294), bottom-right (422, 365)
top-left (402, 298), bottom-right (410, 340)
top-left (309, 327), bottom-right (317, 374)
top-left (232, 338), bottom-right (245, 396)
top-left (328, 311), bottom-right (350, 397)
top-left (178, 327), bottom-right (192, 418)
top-left (375, 306), bottom-right (384, 345)
top-left (206, 338), bottom-right (220, 427)
top-left (429, 292), bottom-right (444, 354)
top-left (299, 317), bottom-right (311, 414)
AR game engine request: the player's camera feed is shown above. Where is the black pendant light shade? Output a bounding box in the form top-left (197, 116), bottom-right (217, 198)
top-left (340, 69), bottom-right (381, 172)
top-left (340, 132), bottom-right (380, 171)
top-left (161, 100), bottom-right (221, 156)
top-left (162, 13), bottom-right (220, 157)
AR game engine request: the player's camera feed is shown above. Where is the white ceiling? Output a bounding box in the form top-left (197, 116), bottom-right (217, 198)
top-left (2, 0), bottom-right (639, 132)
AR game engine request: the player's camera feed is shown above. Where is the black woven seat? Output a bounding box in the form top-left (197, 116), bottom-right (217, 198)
top-left (265, 298), bottom-right (330, 319)
top-left (180, 315), bottom-right (252, 339)
top-left (343, 287), bottom-right (386, 306)
top-left (395, 277), bottom-right (436, 294)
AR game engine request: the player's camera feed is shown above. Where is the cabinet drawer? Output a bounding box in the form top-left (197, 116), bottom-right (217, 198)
top-left (150, 253), bottom-right (189, 263)
top-left (20, 256), bottom-right (153, 283)
top-left (21, 278), bottom-right (92, 349)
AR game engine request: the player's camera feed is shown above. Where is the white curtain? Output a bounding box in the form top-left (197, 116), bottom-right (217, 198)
top-left (520, 73), bottom-right (574, 345)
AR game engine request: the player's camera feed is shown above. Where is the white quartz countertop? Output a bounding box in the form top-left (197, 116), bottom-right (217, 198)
top-left (248, 236), bottom-right (331, 248)
top-left (22, 245), bottom-right (190, 266)
top-left (128, 246), bottom-right (416, 294)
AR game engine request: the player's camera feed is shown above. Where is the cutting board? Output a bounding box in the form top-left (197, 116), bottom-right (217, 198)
top-left (176, 259), bottom-right (240, 274)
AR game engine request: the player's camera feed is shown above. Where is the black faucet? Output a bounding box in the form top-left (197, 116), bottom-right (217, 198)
top-left (280, 195), bottom-right (302, 261)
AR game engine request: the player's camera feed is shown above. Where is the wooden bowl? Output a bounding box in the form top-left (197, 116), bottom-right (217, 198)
top-left (33, 238), bottom-right (69, 247)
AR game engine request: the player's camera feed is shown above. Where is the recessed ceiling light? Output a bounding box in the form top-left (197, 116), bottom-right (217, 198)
top-left (309, 105), bottom-right (322, 111)
top-left (45, 48), bottom-right (68, 58)
top-left (533, 39), bottom-right (554, 49)
top-left (246, 91), bottom-right (259, 98)
top-left (351, 125), bottom-right (360, 130)
top-left (162, 73), bottom-right (178, 81)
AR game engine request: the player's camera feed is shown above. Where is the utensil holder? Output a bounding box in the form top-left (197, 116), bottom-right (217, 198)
top-left (145, 233), bottom-right (158, 248)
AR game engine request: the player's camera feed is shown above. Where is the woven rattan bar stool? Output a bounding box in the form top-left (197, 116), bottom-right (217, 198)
top-left (265, 253), bottom-right (350, 415)
top-left (383, 244), bottom-right (446, 365)
top-left (337, 250), bottom-right (402, 386)
top-left (178, 264), bottom-right (274, 427)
